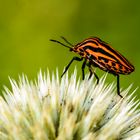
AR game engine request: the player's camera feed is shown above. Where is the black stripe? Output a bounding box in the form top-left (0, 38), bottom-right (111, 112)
top-left (100, 42), bottom-right (126, 60)
top-left (98, 56), bottom-right (109, 63)
top-left (83, 46), bottom-right (118, 62)
top-left (78, 40), bottom-right (98, 46)
top-left (94, 37), bottom-right (131, 67)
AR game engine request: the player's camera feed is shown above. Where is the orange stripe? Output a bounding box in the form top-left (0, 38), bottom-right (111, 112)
top-left (75, 37), bottom-right (134, 73)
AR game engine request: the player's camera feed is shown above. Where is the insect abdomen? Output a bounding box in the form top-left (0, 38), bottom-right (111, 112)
top-left (74, 37), bottom-right (134, 75)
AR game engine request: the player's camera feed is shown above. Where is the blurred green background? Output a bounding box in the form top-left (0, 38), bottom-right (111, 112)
top-left (0, 0), bottom-right (139, 98)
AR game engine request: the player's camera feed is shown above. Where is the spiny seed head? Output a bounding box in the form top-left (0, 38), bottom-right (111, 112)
top-left (0, 69), bottom-right (140, 140)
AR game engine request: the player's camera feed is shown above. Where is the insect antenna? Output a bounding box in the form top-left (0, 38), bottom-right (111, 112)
top-left (60, 36), bottom-right (74, 47)
top-left (50, 39), bottom-right (72, 49)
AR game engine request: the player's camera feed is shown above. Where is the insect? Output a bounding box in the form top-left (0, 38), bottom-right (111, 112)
top-left (50, 36), bottom-right (135, 98)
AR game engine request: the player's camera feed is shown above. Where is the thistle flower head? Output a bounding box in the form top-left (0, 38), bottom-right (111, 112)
top-left (0, 69), bottom-right (140, 140)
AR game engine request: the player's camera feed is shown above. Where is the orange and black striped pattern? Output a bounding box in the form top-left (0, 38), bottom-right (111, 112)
top-left (50, 36), bottom-right (135, 98)
top-left (73, 37), bottom-right (134, 75)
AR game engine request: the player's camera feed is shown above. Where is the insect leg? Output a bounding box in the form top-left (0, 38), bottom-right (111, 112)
top-left (87, 62), bottom-right (99, 84)
top-left (81, 59), bottom-right (87, 80)
top-left (116, 75), bottom-right (123, 98)
top-left (61, 57), bottom-right (83, 78)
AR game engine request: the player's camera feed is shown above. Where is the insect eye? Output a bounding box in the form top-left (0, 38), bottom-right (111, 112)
top-left (79, 48), bottom-right (84, 52)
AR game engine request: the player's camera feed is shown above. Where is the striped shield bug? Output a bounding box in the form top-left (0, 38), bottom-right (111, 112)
top-left (50, 36), bottom-right (135, 98)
